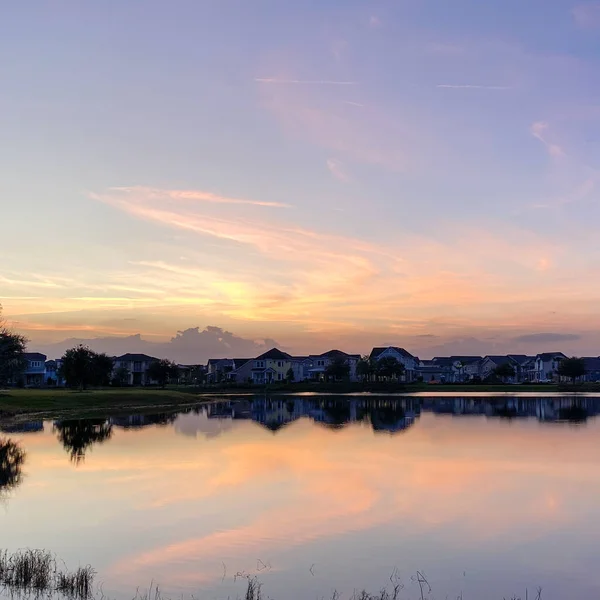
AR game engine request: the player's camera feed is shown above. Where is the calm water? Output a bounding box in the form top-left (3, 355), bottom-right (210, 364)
top-left (2, 395), bottom-right (600, 600)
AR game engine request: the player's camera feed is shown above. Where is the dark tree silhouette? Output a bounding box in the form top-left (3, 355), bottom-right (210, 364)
top-left (356, 356), bottom-right (373, 382)
top-left (0, 305), bottom-right (27, 387)
top-left (494, 363), bottom-right (516, 382)
top-left (53, 420), bottom-right (113, 464)
top-left (0, 438), bottom-right (25, 496)
top-left (325, 357), bottom-right (351, 381)
top-left (147, 359), bottom-right (179, 387)
top-left (558, 357), bottom-right (586, 384)
top-left (60, 345), bottom-right (113, 390)
top-left (376, 356), bottom-right (405, 380)
top-left (285, 367), bottom-right (295, 382)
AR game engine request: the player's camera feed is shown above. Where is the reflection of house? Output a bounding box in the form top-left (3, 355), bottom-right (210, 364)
top-left (0, 421), bottom-right (44, 433)
top-left (369, 347), bottom-right (419, 381)
top-left (22, 353), bottom-right (47, 386)
top-left (251, 348), bottom-right (295, 384)
top-left (113, 354), bottom-right (157, 386)
top-left (533, 352), bottom-right (567, 382)
top-left (45, 359), bottom-right (65, 386)
top-left (306, 349), bottom-right (361, 381)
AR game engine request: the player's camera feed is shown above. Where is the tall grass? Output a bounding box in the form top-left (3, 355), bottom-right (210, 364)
top-left (0, 549), bottom-right (94, 599)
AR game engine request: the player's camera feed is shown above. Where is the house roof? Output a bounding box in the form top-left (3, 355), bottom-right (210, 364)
top-left (483, 355), bottom-right (515, 367)
top-left (232, 358), bottom-right (252, 368)
top-left (369, 347), bottom-right (415, 360)
top-left (316, 349), bottom-right (360, 360)
top-left (507, 354), bottom-right (533, 365)
top-left (23, 352), bottom-right (47, 361)
top-left (116, 353), bottom-right (157, 362)
top-left (255, 348), bottom-right (292, 360)
top-left (537, 352), bottom-right (567, 361)
top-left (583, 357), bottom-right (600, 371)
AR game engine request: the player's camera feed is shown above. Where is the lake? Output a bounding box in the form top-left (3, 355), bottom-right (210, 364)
top-left (2, 394), bottom-right (600, 600)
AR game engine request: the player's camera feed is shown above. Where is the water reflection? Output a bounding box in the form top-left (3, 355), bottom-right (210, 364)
top-left (0, 438), bottom-right (25, 496)
top-left (53, 420), bottom-right (113, 464)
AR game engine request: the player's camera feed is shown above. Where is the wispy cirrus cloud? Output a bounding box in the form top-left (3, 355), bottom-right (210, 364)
top-left (530, 121), bottom-right (565, 158)
top-left (326, 158), bottom-right (350, 183)
top-left (255, 77), bottom-right (358, 85)
top-left (96, 186), bottom-right (290, 208)
top-left (436, 84), bottom-right (511, 90)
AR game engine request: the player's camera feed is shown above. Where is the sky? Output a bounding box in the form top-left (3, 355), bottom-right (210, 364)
top-left (2, 0), bottom-right (600, 359)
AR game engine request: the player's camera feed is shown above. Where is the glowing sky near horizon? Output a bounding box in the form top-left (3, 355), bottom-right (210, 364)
top-left (2, 0), bottom-right (600, 355)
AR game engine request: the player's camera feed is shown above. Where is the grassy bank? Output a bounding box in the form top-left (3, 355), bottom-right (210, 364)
top-left (0, 387), bottom-right (204, 418)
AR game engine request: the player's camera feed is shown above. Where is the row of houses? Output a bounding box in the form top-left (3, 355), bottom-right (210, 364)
top-left (18, 346), bottom-right (600, 388)
top-left (208, 347), bottom-right (600, 385)
top-left (17, 353), bottom-right (205, 387)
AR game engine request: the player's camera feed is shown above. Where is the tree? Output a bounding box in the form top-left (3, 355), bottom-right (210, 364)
top-left (112, 366), bottom-right (130, 387)
top-left (376, 356), bottom-right (405, 380)
top-left (356, 356), bottom-right (372, 382)
top-left (0, 438), bottom-right (25, 497)
top-left (325, 357), bottom-right (350, 381)
top-left (286, 367), bottom-right (295, 383)
top-left (494, 363), bottom-right (516, 382)
top-left (0, 306), bottom-right (27, 387)
top-left (60, 345), bottom-right (114, 390)
top-left (147, 359), bottom-right (179, 388)
top-left (558, 357), bottom-right (586, 384)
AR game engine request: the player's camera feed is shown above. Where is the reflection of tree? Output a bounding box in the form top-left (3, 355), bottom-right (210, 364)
top-left (53, 420), bottom-right (113, 464)
top-left (559, 405), bottom-right (588, 422)
top-left (370, 403), bottom-right (405, 426)
top-left (0, 438), bottom-right (25, 496)
top-left (323, 402), bottom-right (351, 428)
top-left (111, 413), bottom-right (178, 430)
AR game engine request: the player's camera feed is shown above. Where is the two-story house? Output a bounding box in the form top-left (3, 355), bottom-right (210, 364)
top-left (306, 350), bottom-right (361, 382)
top-left (480, 355), bottom-right (520, 382)
top-left (113, 353), bottom-right (157, 386)
top-left (251, 348), bottom-right (296, 384)
top-left (533, 352), bottom-right (567, 382)
top-left (22, 352), bottom-right (47, 386)
top-left (45, 359), bottom-right (65, 386)
top-left (206, 358), bottom-right (235, 384)
top-left (369, 347), bottom-right (419, 381)
top-left (431, 356), bottom-right (483, 382)
top-left (226, 358), bottom-right (253, 384)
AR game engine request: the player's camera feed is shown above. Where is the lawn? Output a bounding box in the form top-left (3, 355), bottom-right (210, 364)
top-left (0, 387), bottom-right (205, 418)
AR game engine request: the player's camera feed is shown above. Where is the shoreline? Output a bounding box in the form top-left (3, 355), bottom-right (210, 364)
top-left (1, 384), bottom-right (600, 420)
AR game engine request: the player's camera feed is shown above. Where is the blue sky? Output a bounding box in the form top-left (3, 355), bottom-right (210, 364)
top-left (3, 0), bottom-right (600, 357)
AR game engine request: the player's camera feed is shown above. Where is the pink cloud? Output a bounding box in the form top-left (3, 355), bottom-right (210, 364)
top-left (573, 2), bottom-right (600, 28)
top-left (326, 158), bottom-right (350, 182)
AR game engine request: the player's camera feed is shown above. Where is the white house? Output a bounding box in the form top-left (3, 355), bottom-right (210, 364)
top-left (306, 350), bottom-right (361, 382)
top-left (533, 352), bottom-right (567, 382)
top-left (369, 347), bottom-right (419, 381)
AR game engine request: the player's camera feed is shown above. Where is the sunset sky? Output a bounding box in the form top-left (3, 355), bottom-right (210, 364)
top-left (3, 0), bottom-right (600, 357)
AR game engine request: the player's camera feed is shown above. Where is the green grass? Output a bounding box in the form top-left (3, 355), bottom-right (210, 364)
top-left (0, 387), bottom-right (204, 418)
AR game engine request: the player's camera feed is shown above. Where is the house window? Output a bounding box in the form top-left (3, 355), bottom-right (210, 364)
top-left (278, 373), bottom-right (283, 381)
top-left (277, 361), bottom-right (283, 367)
top-left (317, 360), bottom-right (324, 367)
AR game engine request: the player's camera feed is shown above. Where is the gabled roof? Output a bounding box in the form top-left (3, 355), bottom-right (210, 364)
top-left (369, 347), bottom-right (415, 360)
top-left (507, 354), bottom-right (533, 365)
top-left (583, 357), bottom-right (600, 371)
top-left (483, 355), bottom-right (515, 367)
top-left (23, 352), bottom-right (47, 361)
top-left (116, 353), bottom-right (157, 362)
top-left (536, 352), bottom-right (567, 361)
top-left (316, 349), bottom-right (360, 359)
top-left (255, 348), bottom-right (292, 360)
top-left (232, 358), bottom-right (252, 369)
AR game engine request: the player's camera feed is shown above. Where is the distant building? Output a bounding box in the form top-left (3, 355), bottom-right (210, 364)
top-left (226, 358), bottom-right (254, 384)
top-left (533, 352), bottom-right (567, 382)
top-left (45, 359), bottom-right (65, 386)
top-left (113, 353), bottom-right (158, 386)
top-left (583, 357), bottom-right (600, 382)
top-left (206, 358), bottom-right (235, 384)
top-left (22, 353), bottom-right (47, 386)
top-left (251, 348), bottom-right (296, 384)
top-left (306, 349), bottom-right (361, 382)
top-left (369, 347), bottom-right (419, 381)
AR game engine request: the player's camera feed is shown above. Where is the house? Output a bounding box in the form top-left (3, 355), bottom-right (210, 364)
top-left (206, 358), bottom-right (234, 384)
top-left (431, 356), bottom-right (482, 382)
top-left (507, 355), bottom-right (535, 382)
top-left (479, 356), bottom-right (521, 382)
top-left (533, 352), bottom-right (567, 382)
top-left (306, 349), bottom-right (361, 382)
top-left (22, 352), bottom-right (47, 386)
top-left (226, 358), bottom-right (254, 384)
top-left (583, 357), bottom-right (600, 383)
top-left (45, 359), bottom-right (65, 386)
top-left (416, 359), bottom-right (453, 383)
top-left (113, 353), bottom-right (158, 386)
top-left (251, 348), bottom-right (296, 384)
top-left (369, 347), bottom-right (419, 381)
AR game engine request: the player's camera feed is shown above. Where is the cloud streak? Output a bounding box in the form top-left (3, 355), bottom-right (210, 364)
top-left (530, 122), bottom-right (565, 158)
top-left (436, 84), bottom-right (511, 90)
top-left (255, 78), bottom-right (358, 85)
